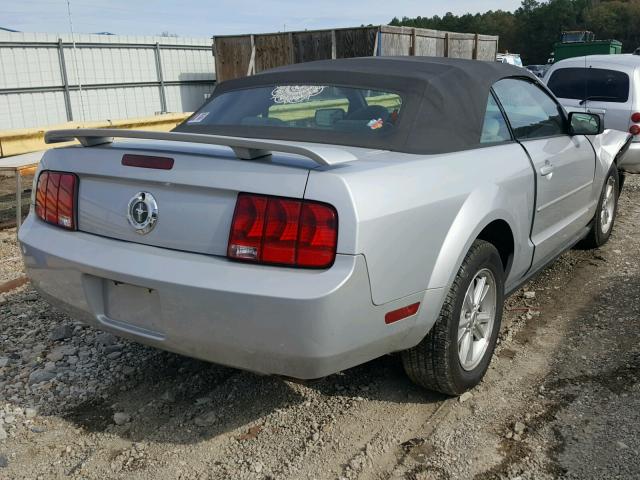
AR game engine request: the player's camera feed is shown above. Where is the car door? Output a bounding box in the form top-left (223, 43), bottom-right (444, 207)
top-left (493, 78), bottom-right (596, 270)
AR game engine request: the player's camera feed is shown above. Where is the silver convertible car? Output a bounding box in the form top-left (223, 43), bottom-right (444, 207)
top-left (19, 57), bottom-right (632, 395)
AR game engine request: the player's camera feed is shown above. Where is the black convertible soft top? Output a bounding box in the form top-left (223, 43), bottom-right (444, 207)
top-left (176, 56), bottom-right (539, 155)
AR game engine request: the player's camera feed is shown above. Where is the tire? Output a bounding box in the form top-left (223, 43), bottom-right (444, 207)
top-left (579, 165), bottom-right (619, 249)
top-left (618, 170), bottom-right (626, 196)
top-left (402, 240), bottom-right (504, 396)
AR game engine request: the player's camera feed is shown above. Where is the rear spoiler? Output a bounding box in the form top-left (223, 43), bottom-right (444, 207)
top-left (44, 129), bottom-right (357, 167)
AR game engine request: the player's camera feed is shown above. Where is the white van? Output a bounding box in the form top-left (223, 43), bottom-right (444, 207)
top-left (544, 55), bottom-right (640, 173)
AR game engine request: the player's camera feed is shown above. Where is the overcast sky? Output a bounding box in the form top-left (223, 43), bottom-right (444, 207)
top-left (2, 0), bottom-right (522, 37)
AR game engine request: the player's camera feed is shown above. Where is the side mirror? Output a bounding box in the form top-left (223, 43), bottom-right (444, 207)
top-left (569, 111), bottom-right (604, 135)
top-left (315, 108), bottom-right (345, 127)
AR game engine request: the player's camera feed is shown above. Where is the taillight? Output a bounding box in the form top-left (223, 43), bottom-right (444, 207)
top-left (630, 113), bottom-right (640, 135)
top-left (34, 171), bottom-right (49, 220)
top-left (35, 171), bottom-right (77, 230)
top-left (262, 198), bottom-right (302, 264)
top-left (227, 194), bottom-right (267, 261)
top-left (228, 193), bottom-right (338, 268)
top-left (297, 202), bottom-right (338, 267)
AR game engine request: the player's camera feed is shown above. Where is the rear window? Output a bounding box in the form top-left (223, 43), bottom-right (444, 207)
top-left (185, 85), bottom-right (403, 135)
top-left (547, 67), bottom-right (630, 103)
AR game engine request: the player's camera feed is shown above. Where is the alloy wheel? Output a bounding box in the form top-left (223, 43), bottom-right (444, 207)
top-left (458, 268), bottom-right (497, 371)
top-left (600, 176), bottom-right (616, 235)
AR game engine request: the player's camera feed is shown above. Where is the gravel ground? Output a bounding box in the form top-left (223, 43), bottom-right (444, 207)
top-left (0, 177), bottom-right (639, 479)
top-left (0, 228), bottom-right (25, 284)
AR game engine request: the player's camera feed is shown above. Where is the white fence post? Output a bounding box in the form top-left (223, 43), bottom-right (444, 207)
top-left (57, 38), bottom-right (74, 121)
top-left (154, 42), bottom-right (168, 114)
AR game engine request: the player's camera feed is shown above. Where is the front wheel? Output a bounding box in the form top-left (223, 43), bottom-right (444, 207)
top-left (402, 240), bottom-right (504, 395)
top-left (579, 165), bottom-right (619, 249)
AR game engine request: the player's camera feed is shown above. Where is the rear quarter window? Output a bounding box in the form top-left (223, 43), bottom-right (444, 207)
top-left (547, 67), bottom-right (630, 103)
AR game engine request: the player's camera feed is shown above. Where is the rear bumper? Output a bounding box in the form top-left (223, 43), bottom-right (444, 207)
top-left (619, 141), bottom-right (640, 174)
top-left (18, 215), bottom-right (442, 379)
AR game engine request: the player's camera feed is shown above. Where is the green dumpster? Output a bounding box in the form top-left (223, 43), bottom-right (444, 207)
top-left (554, 40), bottom-right (623, 62)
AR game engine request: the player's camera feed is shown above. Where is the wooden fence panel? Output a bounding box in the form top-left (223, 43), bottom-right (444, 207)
top-left (292, 30), bottom-right (333, 63)
top-left (446, 32), bottom-right (476, 59)
top-left (414, 29), bottom-right (446, 57)
top-left (380, 31), bottom-right (411, 56)
top-left (213, 26), bottom-right (498, 82)
top-left (255, 33), bottom-right (292, 73)
top-left (476, 35), bottom-right (498, 61)
top-left (214, 36), bottom-right (252, 82)
top-left (379, 26), bottom-right (467, 58)
top-left (414, 36), bottom-right (444, 56)
top-left (334, 27), bottom-right (378, 58)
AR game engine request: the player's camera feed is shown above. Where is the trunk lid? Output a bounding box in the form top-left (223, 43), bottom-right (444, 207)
top-left (42, 140), bottom-right (316, 256)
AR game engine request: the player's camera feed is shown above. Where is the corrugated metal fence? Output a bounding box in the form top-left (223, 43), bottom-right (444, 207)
top-left (0, 32), bottom-right (216, 130)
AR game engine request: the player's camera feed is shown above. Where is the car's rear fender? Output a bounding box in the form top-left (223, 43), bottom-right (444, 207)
top-left (402, 187), bottom-right (532, 345)
top-left (427, 188), bottom-right (529, 295)
top-left (304, 143), bottom-right (535, 310)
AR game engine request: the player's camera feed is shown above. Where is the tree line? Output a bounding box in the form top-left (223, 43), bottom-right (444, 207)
top-left (390, 0), bottom-right (640, 64)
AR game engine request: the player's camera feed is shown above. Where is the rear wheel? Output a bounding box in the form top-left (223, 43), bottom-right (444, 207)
top-left (579, 165), bottom-right (619, 249)
top-left (402, 240), bottom-right (504, 395)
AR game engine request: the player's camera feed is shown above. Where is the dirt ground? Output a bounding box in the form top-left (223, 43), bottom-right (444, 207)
top-left (0, 178), bottom-right (639, 480)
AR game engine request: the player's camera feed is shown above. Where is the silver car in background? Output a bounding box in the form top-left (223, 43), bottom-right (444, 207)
top-left (19, 57), bottom-right (632, 395)
top-left (545, 54), bottom-right (640, 173)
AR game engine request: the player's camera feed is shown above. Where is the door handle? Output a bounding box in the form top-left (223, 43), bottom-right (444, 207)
top-left (540, 162), bottom-right (554, 176)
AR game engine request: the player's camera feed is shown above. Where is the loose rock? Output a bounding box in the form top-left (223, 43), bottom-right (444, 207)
top-left (25, 408), bottom-right (37, 419)
top-left (113, 412), bottom-right (131, 426)
top-left (48, 324), bottom-right (73, 341)
top-left (95, 332), bottom-right (117, 346)
top-left (46, 348), bottom-right (65, 362)
top-left (28, 369), bottom-right (56, 385)
top-left (194, 412), bottom-right (218, 427)
top-left (514, 421), bottom-right (526, 434)
top-left (459, 392), bottom-right (473, 403)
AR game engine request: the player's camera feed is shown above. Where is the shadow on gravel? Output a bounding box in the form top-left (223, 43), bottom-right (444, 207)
top-left (61, 339), bottom-right (443, 446)
top-left (1, 281), bottom-right (443, 449)
top-left (539, 274), bottom-right (640, 479)
top-left (476, 272), bottom-right (640, 480)
top-left (62, 351), bottom-right (307, 445)
top-left (304, 353), bottom-right (448, 405)
top-left (2, 282), bottom-right (442, 448)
